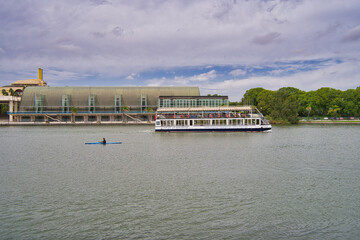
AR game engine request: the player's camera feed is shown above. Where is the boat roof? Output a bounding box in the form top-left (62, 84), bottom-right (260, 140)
top-left (156, 106), bottom-right (253, 112)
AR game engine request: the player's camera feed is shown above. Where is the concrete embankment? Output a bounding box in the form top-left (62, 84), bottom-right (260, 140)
top-left (0, 121), bottom-right (154, 126)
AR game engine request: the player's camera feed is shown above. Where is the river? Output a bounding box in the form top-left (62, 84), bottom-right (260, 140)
top-left (0, 125), bottom-right (359, 239)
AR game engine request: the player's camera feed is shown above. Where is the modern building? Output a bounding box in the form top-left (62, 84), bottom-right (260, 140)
top-left (11, 86), bottom-right (202, 124)
top-left (2, 68), bottom-right (231, 125)
top-left (8, 86), bottom-right (231, 124)
top-left (158, 96), bottom-right (229, 108)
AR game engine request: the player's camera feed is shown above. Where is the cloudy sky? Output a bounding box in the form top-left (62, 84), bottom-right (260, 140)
top-left (1, 0), bottom-right (360, 100)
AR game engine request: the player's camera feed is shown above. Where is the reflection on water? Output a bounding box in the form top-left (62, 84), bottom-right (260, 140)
top-left (0, 125), bottom-right (359, 239)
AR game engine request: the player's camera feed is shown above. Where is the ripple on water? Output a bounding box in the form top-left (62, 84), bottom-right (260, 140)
top-left (0, 125), bottom-right (360, 239)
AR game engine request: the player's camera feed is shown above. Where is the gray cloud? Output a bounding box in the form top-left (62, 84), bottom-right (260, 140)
top-left (112, 26), bottom-right (124, 36)
top-left (0, 0), bottom-right (360, 90)
top-left (342, 25), bottom-right (360, 42)
top-left (212, 0), bottom-right (236, 20)
top-left (252, 32), bottom-right (281, 45)
top-left (315, 22), bottom-right (341, 38)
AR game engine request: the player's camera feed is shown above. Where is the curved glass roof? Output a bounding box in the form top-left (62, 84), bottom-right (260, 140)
top-left (20, 86), bottom-right (200, 110)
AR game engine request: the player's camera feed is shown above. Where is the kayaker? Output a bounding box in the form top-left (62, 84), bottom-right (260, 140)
top-left (102, 138), bottom-right (106, 144)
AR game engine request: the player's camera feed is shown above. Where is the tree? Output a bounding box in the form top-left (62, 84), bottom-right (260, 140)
top-left (122, 106), bottom-right (129, 112)
top-left (2, 89), bottom-right (8, 96)
top-left (342, 89), bottom-right (358, 117)
top-left (8, 88), bottom-right (14, 96)
top-left (269, 90), bottom-right (299, 124)
top-left (257, 89), bottom-right (275, 116)
top-left (229, 101), bottom-right (241, 106)
top-left (242, 88), bottom-right (265, 106)
top-left (306, 106), bottom-right (312, 120)
top-left (241, 86), bottom-right (360, 122)
top-left (71, 106), bottom-right (78, 123)
top-left (315, 88), bottom-right (342, 115)
top-left (147, 107), bottom-right (153, 112)
top-left (328, 105), bottom-right (341, 118)
top-left (71, 106), bottom-right (78, 114)
top-left (1, 104), bottom-right (9, 114)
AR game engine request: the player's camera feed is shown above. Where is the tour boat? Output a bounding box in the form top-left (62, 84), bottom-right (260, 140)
top-left (155, 106), bottom-right (271, 132)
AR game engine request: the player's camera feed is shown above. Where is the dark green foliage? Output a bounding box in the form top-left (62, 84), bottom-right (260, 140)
top-left (241, 87), bottom-right (265, 106)
top-left (1, 104), bottom-right (9, 114)
top-left (237, 86), bottom-right (360, 123)
top-left (71, 106), bottom-right (78, 114)
top-left (2, 89), bottom-right (9, 96)
top-left (270, 90), bottom-right (299, 124)
top-left (8, 88), bottom-right (14, 96)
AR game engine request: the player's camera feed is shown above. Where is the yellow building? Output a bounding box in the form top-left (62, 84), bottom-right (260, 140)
top-left (1, 68), bottom-right (47, 96)
top-left (11, 68), bottom-right (47, 87)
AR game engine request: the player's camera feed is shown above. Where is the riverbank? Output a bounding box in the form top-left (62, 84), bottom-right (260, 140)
top-left (299, 120), bottom-right (360, 124)
top-left (2, 119), bottom-right (360, 126)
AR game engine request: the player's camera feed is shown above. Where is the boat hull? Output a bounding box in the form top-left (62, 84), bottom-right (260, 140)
top-left (155, 125), bottom-right (272, 132)
top-left (85, 142), bottom-right (122, 144)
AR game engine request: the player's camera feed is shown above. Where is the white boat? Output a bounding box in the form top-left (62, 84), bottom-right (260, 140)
top-left (155, 106), bottom-right (271, 132)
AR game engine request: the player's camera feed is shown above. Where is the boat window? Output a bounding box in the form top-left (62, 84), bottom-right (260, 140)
top-left (176, 120), bottom-right (185, 126)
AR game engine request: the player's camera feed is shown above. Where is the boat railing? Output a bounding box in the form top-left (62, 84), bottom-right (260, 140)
top-left (157, 113), bottom-right (263, 119)
top-left (261, 117), bottom-right (270, 125)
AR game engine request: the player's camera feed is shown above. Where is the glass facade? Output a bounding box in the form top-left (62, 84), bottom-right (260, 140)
top-left (158, 96), bottom-right (228, 108)
top-left (114, 94), bottom-right (121, 112)
top-left (88, 94), bottom-right (96, 113)
top-left (34, 94), bottom-right (44, 113)
top-left (62, 95), bottom-right (70, 113)
top-left (141, 94), bottom-right (147, 112)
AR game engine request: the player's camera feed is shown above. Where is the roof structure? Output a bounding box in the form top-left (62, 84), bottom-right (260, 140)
top-left (156, 106), bottom-right (253, 112)
top-left (11, 79), bottom-right (46, 87)
top-left (19, 86), bottom-right (200, 111)
top-left (11, 68), bottom-right (47, 87)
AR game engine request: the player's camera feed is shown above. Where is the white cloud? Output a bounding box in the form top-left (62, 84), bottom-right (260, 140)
top-left (146, 70), bottom-right (217, 86)
top-left (186, 70), bottom-right (217, 82)
top-left (229, 69), bottom-right (246, 77)
top-left (44, 69), bottom-right (92, 83)
top-left (201, 60), bottom-right (360, 101)
top-left (57, 44), bottom-right (82, 52)
top-left (146, 77), bottom-right (167, 86)
top-left (125, 73), bottom-right (139, 80)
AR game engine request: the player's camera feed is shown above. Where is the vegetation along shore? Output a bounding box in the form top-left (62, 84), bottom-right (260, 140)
top-left (229, 87), bottom-right (360, 124)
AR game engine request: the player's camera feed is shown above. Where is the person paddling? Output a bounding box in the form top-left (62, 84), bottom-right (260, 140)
top-left (102, 138), bottom-right (106, 144)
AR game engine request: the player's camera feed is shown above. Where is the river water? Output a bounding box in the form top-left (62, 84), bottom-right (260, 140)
top-left (0, 125), bottom-right (359, 239)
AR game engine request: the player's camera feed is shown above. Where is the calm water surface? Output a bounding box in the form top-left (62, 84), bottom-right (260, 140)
top-left (0, 125), bottom-right (359, 239)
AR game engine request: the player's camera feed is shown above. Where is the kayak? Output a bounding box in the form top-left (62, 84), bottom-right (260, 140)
top-left (85, 142), bottom-right (122, 145)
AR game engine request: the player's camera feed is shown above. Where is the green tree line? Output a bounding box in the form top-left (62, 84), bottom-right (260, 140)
top-left (230, 87), bottom-right (360, 124)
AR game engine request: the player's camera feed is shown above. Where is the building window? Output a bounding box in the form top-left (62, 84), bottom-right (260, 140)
top-left (62, 95), bottom-right (70, 113)
top-left (88, 95), bottom-right (96, 113)
top-left (115, 95), bottom-right (121, 112)
top-left (34, 94), bottom-right (44, 113)
top-left (141, 94), bottom-right (147, 112)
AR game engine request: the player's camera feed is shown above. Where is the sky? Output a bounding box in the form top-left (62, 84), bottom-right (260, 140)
top-left (1, 0), bottom-right (360, 101)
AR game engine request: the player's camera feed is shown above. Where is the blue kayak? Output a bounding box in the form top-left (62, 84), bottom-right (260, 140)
top-left (85, 142), bottom-right (122, 145)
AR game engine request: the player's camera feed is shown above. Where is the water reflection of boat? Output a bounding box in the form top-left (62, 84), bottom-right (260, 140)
top-left (155, 106), bottom-right (271, 132)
